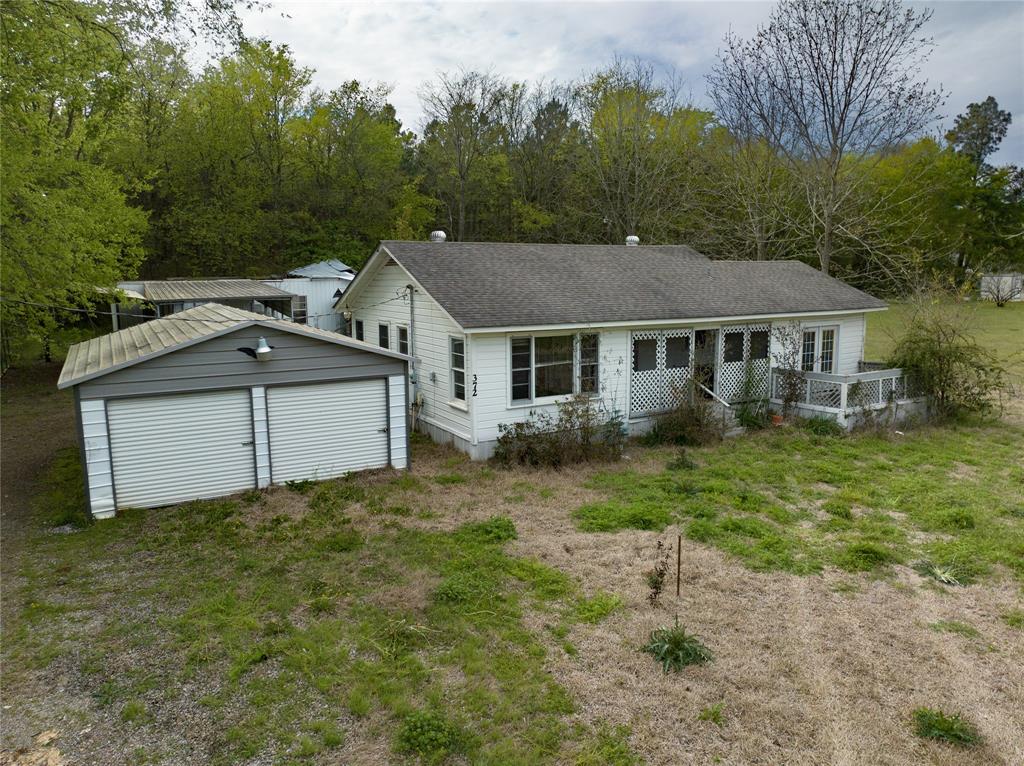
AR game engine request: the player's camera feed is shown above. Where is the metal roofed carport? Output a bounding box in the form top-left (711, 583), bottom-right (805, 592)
top-left (60, 303), bottom-right (411, 519)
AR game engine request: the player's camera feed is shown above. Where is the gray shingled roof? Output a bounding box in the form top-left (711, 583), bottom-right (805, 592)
top-left (140, 279), bottom-right (295, 302)
top-left (59, 303), bottom-right (407, 389)
top-left (375, 241), bottom-right (887, 328)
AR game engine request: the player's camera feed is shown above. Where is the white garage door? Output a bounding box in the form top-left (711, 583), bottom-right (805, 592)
top-left (107, 390), bottom-right (256, 509)
top-left (267, 379), bottom-right (390, 483)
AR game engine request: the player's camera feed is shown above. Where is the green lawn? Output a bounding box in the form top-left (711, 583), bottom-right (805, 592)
top-left (5, 471), bottom-right (631, 765)
top-left (866, 299), bottom-right (1024, 377)
top-left (3, 357), bottom-right (1023, 764)
top-left (575, 423), bottom-right (1024, 582)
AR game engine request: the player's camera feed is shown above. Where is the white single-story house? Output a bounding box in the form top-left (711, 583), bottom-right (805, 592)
top-left (261, 258), bottom-right (356, 332)
top-left (59, 303), bottom-right (410, 519)
top-left (337, 235), bottom-right (920, 459)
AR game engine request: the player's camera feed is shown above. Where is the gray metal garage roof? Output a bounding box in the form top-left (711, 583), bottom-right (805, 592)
top-left (376, 241), bottom-right (886, 328)
top-left (58, 303), bottom-right (408, 389)
top-left (138, 279), bottom-right (295, 302)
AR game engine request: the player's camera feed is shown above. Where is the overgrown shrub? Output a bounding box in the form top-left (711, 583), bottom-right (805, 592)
top-left (645, 381), bottom-right (723, 446)
top-left (493, 394), bottom-right (626, 467)
top-left (799, 416), bottom-right (845, 437)
top-left (641, 617), bottom-right (713, 672)
top-left (887, 296), bottom-right (1010, 418)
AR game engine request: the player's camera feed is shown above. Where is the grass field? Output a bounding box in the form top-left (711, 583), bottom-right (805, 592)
top-left (866, 299), bottom-right (1024, 377)
top-left (2, 304), bottom-right (1023, 765)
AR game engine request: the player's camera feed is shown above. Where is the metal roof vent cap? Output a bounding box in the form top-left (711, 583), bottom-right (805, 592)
top-left (429, 230), bottom-right (447, 243)
top-left (625, 235), bottom-right (640, 246)
top-left (255, 336), bottom-right (273, 362)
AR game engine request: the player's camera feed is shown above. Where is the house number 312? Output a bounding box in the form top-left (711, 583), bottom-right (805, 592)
top-left (472, 374), bottom-right (478, 397)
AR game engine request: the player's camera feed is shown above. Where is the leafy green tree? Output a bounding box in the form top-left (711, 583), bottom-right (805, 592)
top-left (946, 97), bottom-right (1013, 181)
top-left (1, 1), bottom-right (147, 345)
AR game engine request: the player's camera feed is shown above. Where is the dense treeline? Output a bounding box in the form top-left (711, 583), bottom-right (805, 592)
top-left (2, 0), bottom-right (1022, 345)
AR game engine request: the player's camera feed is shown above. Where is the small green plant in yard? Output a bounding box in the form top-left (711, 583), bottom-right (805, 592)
top-left (912, 707), bottom-right (982, 747)
top-left (574, 723), bottom-right (637, 766)
top-left (913, 559), bottom-right (962, 586)
top-left (575, 592), bottom-right (623, 624)
top-left (641, 617), bottom-right (713, 673)
top-left (396, 709), bottom-right (463, 760)
top-left (284, 478), bottom-right (315, 494)
top-left (929, 620), bottom-right (980, 638)
top-left (698, 701), bottom-right (726, 727)
top-left (121, 699), bottom-right (151, 724)
top-left (666, 448), bottom-right (697, 471)
top-left (644, 540), bottom-right (671, 606)
top-left (1001, 609), bottom-right (1024, 630)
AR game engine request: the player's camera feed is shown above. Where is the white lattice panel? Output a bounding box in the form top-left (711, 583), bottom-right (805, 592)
top-left (718, 323), bottom-right (771, 403)
top-left (630, 330), bottom-right (665, 415)
top-left (809, 379), bottom-right (842, 408)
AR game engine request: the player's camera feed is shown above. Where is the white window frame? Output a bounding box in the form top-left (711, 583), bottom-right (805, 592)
top-left (378, 322), bottom-right (390, 350)
top-left (507, 332), bottom-right (600, 407)
top-left (354, 319), bottom-right (364, 341)
top-left (800, 324), bottom-right (840, 373)
top-left (449, 336), bottom-right (467, 406)
top-left (396, 325), bottom-right (409, 356)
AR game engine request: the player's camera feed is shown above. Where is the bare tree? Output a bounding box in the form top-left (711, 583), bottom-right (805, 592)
top-left (708, 0), bottom-right (944, 275)
top-left (418, 70), bottom-right (507, 240)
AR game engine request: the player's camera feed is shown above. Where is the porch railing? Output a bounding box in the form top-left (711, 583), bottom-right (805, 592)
top-left (769, 367), bottom-right (921, 419)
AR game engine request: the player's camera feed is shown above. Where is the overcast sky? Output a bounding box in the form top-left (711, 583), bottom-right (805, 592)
top-left (237, 1), bottom-right (1024, 165)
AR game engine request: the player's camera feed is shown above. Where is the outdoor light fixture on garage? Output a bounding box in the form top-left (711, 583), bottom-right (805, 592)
top-left (255, 336), bottom-right (272, 361)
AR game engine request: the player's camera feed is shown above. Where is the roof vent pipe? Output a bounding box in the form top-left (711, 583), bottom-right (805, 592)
top-left (429, 230), bottom-right (447, 243)
top-left (625, 235), bottom-right (640, 246)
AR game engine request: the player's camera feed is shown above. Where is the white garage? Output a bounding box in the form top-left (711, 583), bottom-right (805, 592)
top-left (59, 303), bottom-right (410, 519)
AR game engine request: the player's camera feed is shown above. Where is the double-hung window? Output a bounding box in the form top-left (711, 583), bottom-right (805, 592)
top-left (397, 326), bottom-right (409, 355)
top-left (354, 319), bottom-right (364, 341)
top-left (378, 323), bottom-right (389, 349)
top-left (800, 326), bottom-right (838, 373)
top-left (510, 333), bottom-right (600, 403)
top-left (450, 337), bottom-right (466, 401)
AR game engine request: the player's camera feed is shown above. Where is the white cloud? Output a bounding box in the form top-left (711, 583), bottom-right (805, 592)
top-left (238, 0), bottom-right (1024, 163)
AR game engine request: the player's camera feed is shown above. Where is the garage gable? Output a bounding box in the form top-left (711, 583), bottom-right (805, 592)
top-left (75, 323), bottom-right (406, 401)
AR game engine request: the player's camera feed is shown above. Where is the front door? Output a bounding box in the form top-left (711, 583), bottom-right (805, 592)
top-left (693, 329), bottom-right (718, 397)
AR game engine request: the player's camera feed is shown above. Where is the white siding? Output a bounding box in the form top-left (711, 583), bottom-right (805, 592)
top-left (769, 314), bottom-right (866, 375)
top-left (251, 387), bottom-right (271, 488)
top-left (80, 399), bottom-right (115, 518)
top-left (388, 374), bottom-right (409, 469)
top-left (261, 277), bottom-right (349, 331)
top-left (348, 260), bottom-right (471, 441)
top-left (470, 330), bottom-right (632, 448)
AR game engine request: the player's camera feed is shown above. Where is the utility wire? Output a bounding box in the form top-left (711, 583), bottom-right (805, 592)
top-left (0, 291), bottom-right (409, 324)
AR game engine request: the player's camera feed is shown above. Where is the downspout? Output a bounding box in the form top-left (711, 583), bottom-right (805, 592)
top-left (406, 284), bottom-right (417, 398)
